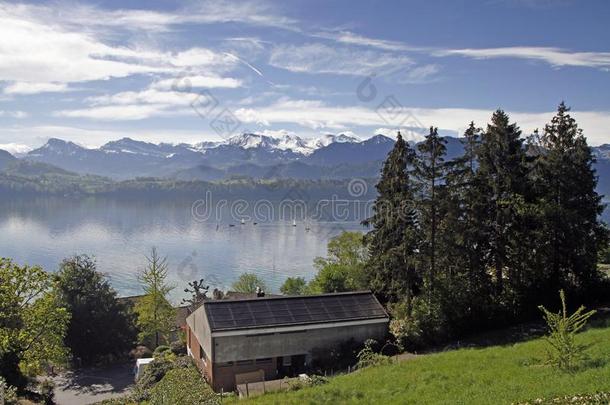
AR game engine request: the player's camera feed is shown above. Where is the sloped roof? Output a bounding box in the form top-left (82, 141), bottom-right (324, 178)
top-left (203, 291), bottom-right (388, 332)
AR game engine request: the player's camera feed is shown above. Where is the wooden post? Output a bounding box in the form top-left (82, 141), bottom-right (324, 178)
top-left (246, 382), bottom-right (249, 398)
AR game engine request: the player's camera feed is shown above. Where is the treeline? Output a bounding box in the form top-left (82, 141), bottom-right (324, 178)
top-left (0, 167), bottom-right (376, 201)
top-left (366, 103), bottom-right (608, 346)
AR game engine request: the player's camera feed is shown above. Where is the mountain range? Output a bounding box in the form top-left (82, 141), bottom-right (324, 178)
top-left (1, 133), bottom-right (609, 199)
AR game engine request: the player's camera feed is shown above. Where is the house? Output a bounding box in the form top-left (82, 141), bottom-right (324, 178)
top-left (185, 291), bottom-right (389, 392)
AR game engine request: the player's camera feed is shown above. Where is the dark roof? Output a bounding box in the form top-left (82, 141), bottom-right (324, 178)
top-left (223, 291), bottom-right (282, 300)
top-left (203, 291), bottom-right (388, 332)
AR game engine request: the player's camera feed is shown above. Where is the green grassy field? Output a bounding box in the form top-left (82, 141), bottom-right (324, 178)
top-left (241, 319), bottom-right (610, 405)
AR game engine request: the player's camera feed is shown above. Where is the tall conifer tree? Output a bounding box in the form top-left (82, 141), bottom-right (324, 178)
top-left (536, 102), bottom-right (607, 294)
top-left (414, 127), bottom-right (447, 299)
top-left (364, 131), bottom-right (419, 304)
top-left (476, 110), bottom-right (528, 295)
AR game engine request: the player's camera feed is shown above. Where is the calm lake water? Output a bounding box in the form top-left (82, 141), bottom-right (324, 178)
top-left (0, 197), bottom-right (366, 302)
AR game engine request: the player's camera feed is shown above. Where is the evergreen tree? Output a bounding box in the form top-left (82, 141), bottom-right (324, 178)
top-left (364, 131), bottom-right (419, 304)
top-left (535, 103), bottom-right (607, 295)
top-left (476, 110), bottom-right (529, 297)
top-left (413, 127), bottom-right (448, 300)
top-left (441, 123), bottom-right (493, 329)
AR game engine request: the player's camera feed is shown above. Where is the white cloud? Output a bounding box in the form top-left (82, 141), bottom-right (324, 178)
top-left (0, 125), bottom-right (224, 149)
top-left (152, 75), bottom-right (242, 90)
top-left (0, 4), bottom-right (242, 85)
top-left (313, 29), bottom-right (610, 71)
top-left (0, 110), bottom-right (28, 118)
top-left (0, 142), bottom-right (31, 155)
top-left (269, 43), bottom-right (413, 76)
top-left (314, 31), bottom-right (413, 52)
top-left (436, 47), bottom-right (610, 69)
top-left (54, 104), bottom-right (179, 121)
top-left (235, 100), bottom-right (610, 146)
top-left (87, 89), bottom-right (198, 107)
top-left (3, 81), bottom-right (70, 95)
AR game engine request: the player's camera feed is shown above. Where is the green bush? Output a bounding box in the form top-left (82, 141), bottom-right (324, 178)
top-left (0, 377), bottom-right (18, 405)
top-left (153, 345), bottom-right (171, 357)
top-left (40, 378), bottom-right (55, 405)
top-left (170, 340), bottom-right (186, 356)
top-left (538, 290), bottom-right (596, 371)
top-left (149, 366), bottom-right (218, 405)
top-left (356, 339), bottom-right (392, 369)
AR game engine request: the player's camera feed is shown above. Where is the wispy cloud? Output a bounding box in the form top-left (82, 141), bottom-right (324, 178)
top-left (436, 46), bottom-right (610, 69)
top-left (0, 110), bottom-right (28, 118)
top-left (269, 43), bottom-right (413, 76)
top-left (3, 82), bottom-right (70, 95)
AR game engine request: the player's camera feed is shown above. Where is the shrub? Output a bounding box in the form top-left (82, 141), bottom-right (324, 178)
top-left (149, 366), bottom-right (218, 405)
top-left (137, 356), bottom-right (174, 391)
top-left (170, 340), bottom-right (186, 356)
top-left (356, 339), bottom-right (392, 369)
top-left (538, 290), bottom-right (596, 371)
top-left (153, 345), bottom-right (171, 357)
top-left (0, 377), bottom-right (18, 405)
top-left (40, 379), bottom-right (55, 405)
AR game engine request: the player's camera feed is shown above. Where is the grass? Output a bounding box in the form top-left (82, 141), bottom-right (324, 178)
top-left (241, 319), bottom-right (610, 405)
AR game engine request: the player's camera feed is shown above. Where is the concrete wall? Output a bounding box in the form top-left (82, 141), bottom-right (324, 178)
top-left (213, 321), bottom-right (388, 363)
top-left (186, 306), bottom-right (212, 361)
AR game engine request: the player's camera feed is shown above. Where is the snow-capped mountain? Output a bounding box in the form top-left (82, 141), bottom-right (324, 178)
top-left (307, 134), bottom-right (360, 149)
top-left (22, 133), bottom-right (385, 179)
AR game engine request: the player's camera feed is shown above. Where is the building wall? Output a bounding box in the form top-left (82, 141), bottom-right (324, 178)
top-left (186, 325), bottom-right (213, 382)
top-left (186, 305), bottom-right (212, 360)
top-left (213, 321), bottom-right (388, 363)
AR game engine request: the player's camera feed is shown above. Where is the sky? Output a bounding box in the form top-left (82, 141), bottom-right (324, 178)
top-left (0, 0), bottom-right (609, 154)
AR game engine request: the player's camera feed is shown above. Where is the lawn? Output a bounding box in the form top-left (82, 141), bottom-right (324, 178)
top-left (241, 319), bottom-right (610, 405)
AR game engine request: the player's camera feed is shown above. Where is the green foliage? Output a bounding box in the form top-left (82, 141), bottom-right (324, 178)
top-left (56, 254), bottom-right (137, 365)
top-left (538, 290), bottom-right (596, 371)
top-left (0, 376), bottom-right (18, 404)
top-left (356, 339), bottom-right (392, 369)
top-left (280, 277), bottom-right (308, 295)
top-left (39, 378), bottom-right (55, 405)
top-left (599, 243), bottom-right (610, 265)
top-left (309, 232), bottom-right (368, 293)
top-left (149, 366), bottom-right (218, 405)
top-left (0, 258), bottom-right (69, 388)
top-left (231, 272), bottom-right (268, 293)
top-left (364, 104), bottom-right (607, 348)
top-left (135, 248), bottom-right (176, 349)
top-left (153, 345), bottom-right (171, 357)
top-left (364, 132), bottom-right (419, 303)
top-left (170, 340), bottom-right (186, 356)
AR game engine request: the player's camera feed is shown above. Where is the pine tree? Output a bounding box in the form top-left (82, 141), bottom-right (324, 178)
top-left (476, 110), bottom-right (529, 296)
top-left (442, 122), bottom-right (493, 327)
top-left (413, 127), bottom-right (447, 300)
top-left (536, 103), bottom-right (607, 295)
top-left (364, 131), bottom-right (419, 304)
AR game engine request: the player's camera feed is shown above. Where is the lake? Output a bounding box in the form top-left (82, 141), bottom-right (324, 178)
top-left (0, 196), bottom-right (367, 302)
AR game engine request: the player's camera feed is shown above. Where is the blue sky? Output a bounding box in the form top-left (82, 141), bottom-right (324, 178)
top-left (0, 0), bottom-right (609, 154)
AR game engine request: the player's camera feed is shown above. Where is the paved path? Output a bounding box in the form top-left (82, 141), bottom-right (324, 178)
top-left (52, 364), bottom-right (134, 405)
